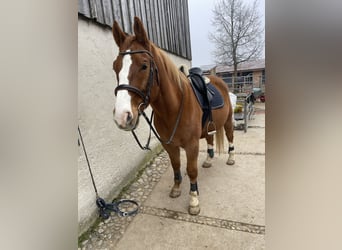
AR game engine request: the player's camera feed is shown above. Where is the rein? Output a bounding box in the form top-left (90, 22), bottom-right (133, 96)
top-left (138, 90), bottom-right (184, 148)
top-left (78, 126), bottom-right (139, 218)
top-left (114, 49), bottom-right (184, 150)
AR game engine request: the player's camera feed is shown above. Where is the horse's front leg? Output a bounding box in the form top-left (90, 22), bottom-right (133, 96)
top-left (185, 141), bottom-right (200, 215)
top-left (163, 144), bottom-right (182, 198)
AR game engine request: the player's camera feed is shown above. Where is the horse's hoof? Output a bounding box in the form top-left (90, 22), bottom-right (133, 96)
top-left (202, 161), bottom-right (212, 168)
top-left (226, 159), bottom-right (235, 165)
top-left (188, 205), bottom-right (200, 215)
top-left (169, 188), bottom-right (181, 198)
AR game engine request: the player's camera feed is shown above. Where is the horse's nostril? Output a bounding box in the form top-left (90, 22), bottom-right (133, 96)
top-left (126, 112), bottom-right (133, 123)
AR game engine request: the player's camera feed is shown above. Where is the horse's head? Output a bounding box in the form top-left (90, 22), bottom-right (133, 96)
top-left (112, 17), bottom-right (157, 131)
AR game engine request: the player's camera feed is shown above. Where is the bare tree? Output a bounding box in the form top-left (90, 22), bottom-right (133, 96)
top-left (209, 0), bottom-right (264, 83)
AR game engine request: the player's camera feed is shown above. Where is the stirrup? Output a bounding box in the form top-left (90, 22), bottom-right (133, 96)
top-left (207, 121), bottom-right (216, 135)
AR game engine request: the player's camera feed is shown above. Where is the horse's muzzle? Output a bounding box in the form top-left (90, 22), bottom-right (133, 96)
top-left (113, 109), bottom-right (139, 131)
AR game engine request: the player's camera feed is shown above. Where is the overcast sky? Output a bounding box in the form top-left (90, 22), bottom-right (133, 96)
top-left (188, 0), bottom-right (265, 67)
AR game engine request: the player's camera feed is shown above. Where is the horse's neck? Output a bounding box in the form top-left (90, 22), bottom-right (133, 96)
top-left (151, 72), bottom-right (183, 116)
top-left (150, 49), bottom-right (185, 118)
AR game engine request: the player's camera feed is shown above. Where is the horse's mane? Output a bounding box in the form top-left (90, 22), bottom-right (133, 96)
top-left (151, 43), bottom-right (188, 91)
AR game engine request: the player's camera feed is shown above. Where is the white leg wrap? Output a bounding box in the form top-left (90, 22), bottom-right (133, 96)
top-left (202, 152), bottom-right (214, 168)
top-left (203, 144), bottom-right (214, 168)
top-left (205, 155), bottom-right (213, 163)
top-left (189, 191), bottom-right (199, 207)
top-left (228, 151), bottom-right (235, 161)
top-left (227, 143), bottom-right (235, 165)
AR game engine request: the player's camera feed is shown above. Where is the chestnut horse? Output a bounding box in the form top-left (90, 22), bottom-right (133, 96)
top-left (112, 17), bottom-right (235, 215)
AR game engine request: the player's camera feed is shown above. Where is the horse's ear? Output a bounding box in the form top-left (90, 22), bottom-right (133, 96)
top-left (112, 20), bottom-right (127, 47)
top-left (133, 17), bottom-right (150, 47)
top-left (179, 64), bottom-right (189, 76)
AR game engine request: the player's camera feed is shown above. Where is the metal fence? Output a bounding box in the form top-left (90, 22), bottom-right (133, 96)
top-left (221, 76), bottom-right (253, 94)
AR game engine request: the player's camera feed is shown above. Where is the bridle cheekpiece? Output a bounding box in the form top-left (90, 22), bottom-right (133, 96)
top-left (114, 50), bottom-right (158, 110)
top-left (113, 49), bottom-right (183, 150)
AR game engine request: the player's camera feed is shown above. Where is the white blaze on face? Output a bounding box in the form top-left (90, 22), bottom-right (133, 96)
top-left (114, 50), bottom-right (133, 127)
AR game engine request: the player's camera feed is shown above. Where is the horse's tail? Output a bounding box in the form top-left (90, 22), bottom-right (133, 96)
top-left (215, 126), bottom-right (224, 155)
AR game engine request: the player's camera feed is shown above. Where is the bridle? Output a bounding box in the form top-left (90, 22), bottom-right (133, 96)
top-left (114, 50), bottom-right (158, 109)
top-left (113, 49), bottom-right (184, 150)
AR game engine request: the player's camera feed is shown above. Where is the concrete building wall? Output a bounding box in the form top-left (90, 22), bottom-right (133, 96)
top-left (78, 18), bottom-right (191, 235)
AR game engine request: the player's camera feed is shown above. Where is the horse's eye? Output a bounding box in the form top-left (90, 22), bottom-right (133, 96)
top-left (141, 64), bottom-right (148, 70)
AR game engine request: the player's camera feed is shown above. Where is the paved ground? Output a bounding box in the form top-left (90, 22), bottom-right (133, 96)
top-left (79, 102), bottom-right (265, 250)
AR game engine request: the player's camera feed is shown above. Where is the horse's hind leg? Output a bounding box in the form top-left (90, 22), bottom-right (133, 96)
top-left (163, 144), bottom-right (182, 198)
top-left (202, 135), bottom-right (214, 168)
top-left (224, 113), bottom-right (235, 165)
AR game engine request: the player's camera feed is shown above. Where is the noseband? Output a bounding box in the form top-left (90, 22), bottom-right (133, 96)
top-left (114, 50), bottom-right (159, 109)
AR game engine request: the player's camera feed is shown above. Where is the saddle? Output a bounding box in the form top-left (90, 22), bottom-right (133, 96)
top-left (188, 67), bottom-right (224, 131)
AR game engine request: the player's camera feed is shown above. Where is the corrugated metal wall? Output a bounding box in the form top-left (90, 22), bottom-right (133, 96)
top-left (78, 0), bottom-right (192, 60)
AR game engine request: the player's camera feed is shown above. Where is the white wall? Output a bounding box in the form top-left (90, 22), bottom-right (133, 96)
top-left (78, 17), bottom-right (191, 235)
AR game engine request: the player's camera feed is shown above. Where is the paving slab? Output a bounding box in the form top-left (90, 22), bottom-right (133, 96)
top-left (199, 128), bottom-right (265, 156)
top-left (145, 152), bottom-right (265, 225)
top-left (115, 214), bottom-right (265, 250)
top-left (79, 103), bottom-right (265, 250)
